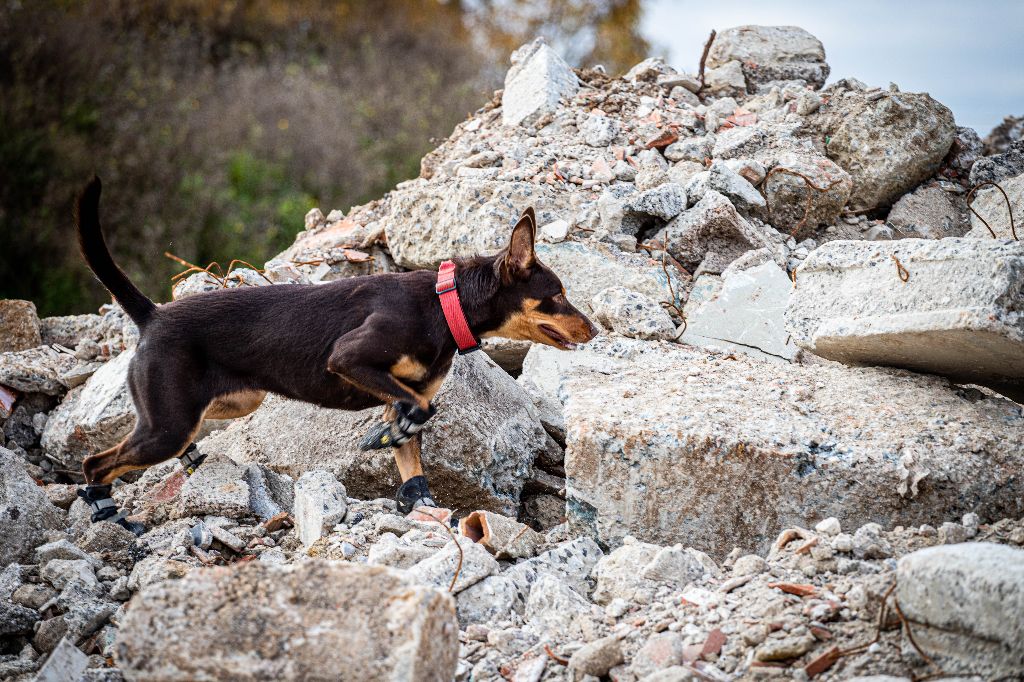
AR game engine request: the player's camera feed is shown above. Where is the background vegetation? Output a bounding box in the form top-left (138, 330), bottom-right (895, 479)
top-left (0, 0), bottom-right (648, 316)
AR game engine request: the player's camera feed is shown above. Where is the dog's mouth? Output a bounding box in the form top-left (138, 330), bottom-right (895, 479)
top-left (540, 324), bottom-right (577, 350)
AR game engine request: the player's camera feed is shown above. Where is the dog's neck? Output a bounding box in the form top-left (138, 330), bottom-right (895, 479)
top-left (445, 256), bottom-right (508, 338)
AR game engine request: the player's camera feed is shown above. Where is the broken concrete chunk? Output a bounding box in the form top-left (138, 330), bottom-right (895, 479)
top-left (810, 83), bottom-right (955, 210)
top-left (561, 340), bottom-right (1024, 556)
top-left (0, 347), bottom-right (76, 396)
top-left (116, 561), bottom-right (459, 681)
top-left (502, 38), bottom-right (579, 128)
top-left (708, 161), bottom-right (765, 214)
top-left (518, 337), bottom-right (666, 442)
top-left (703, 60), bottom-right (746, 99)
top-left (763, 153), bottom-right (852, 232)
top-left (887, 184), bottom-right (969, 239)
top-left (460, 510), bottom-right (543, 559)
top-left (656, 190), bottom-right (781, 274)
top-left (0, 299), bottom-right (42, 352)
top-left (785, 238), bottom-right (1024, 400)
top-left (708, 25), bottom-right (829, 91)
top-left (623, 182), bottom-right (688, 221)
top-left (523, 574), bottom-right (592, 639)
top-left (294, 470), bottom-right (348, 548)
top-left (535, 241), bottom-right (686, 317)
top-left (970, 139), bottom-right (1024, 186)
top-left (591, 286), bottom-right (677, 341)
top-left (408, 537), bottom-right (500, 594)
top-left (896, 543), bottom-right (1024, 677)
top-left (1, 446), bottom-right (67, 565)
top-left (34, 637), bottom-right (88, 682)
top-left (581, 113), bottom-right (619, 147)
top-left (681, 260), bottom-right (796, 361)
top-left (967, 171), bottom-right (1022, 240)
top-left (383, 177), bottom-right (572, 270)
top-left (174, 454), bottom-right (251, 519)
top-left (41, 349), bottom-right (135, 469)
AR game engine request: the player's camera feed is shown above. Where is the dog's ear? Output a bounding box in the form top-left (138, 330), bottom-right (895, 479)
top-left (501, 208), bottom-right (537, 280)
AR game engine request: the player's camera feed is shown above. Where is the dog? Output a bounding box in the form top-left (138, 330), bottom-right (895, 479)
top-left (74, 177), bottom-right (598, 532)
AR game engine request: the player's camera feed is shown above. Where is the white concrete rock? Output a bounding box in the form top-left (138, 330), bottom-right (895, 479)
top-left (0, 447), bottom-right (67, 565)
top-left (502, 38), bottom-right (579, 128)
top-left (681, 260), bottom-right (796, 361)
top-left (41, 349), bottom-right (135, 469)
top-left (581, 113), bottom-right (620, 147)
top-left (762, 152), bottom-right (852, 232)
top-left (897, 543), bottom-right (1024, 677)
top-left (116, 561), bottom-right (459, 682)
top-left (623, 183), bottom-right (688, 221)
top-left (785, 238), bottom-right (1024, 401)
top-left (293, 470), bottom-right (348, 548)
top-left (810, 83), bottom-right (956, 210)
top-left (708, 160), bottom-right (765, 214)
top-left (655, 190), bottom-right (783, 274)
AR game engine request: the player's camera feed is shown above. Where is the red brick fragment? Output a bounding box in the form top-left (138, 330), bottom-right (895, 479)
top-left (768, 582), bottom-right (818, 597)
top-left (804, 646), bottom-right (841, 678)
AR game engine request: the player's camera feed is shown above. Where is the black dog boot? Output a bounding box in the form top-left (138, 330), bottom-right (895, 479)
top-left (178, 443), bottom-right (207, 477)
top-left (396, 475), bottom-right (437, 515)
top-left (360, 402), bottom-right (436, 451)
top-left (77, 484), bottom-right (145, 536)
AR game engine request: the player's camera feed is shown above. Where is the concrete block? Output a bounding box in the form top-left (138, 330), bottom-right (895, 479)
top-left (786, 238), bottom-right (1024, 400)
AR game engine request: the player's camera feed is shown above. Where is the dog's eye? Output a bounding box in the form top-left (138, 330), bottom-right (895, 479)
top-left (551, 293), bottom-right (567, 305)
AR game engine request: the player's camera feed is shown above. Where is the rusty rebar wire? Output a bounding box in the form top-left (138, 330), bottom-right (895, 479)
top-left (760, 167), bottom-right (845, 239)
top-left (697, 30), bottom-right (717, 92)
top-left (543, 644), bottom-right (569, 666)
top-left (165, 252), bottom-right (227, 287)
top-left (222, 259), bottom-right (275, 285)
top-left (415, 507), bottom-right (463, 593)
top-left (966, 181), bottom-right (1017, 241)
top-left (892, 597), bottom-right (945, 680)
top-left (891, 255), bottom-right (910, 283)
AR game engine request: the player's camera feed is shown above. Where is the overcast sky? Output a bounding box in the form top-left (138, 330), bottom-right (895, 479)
top-left (641, 0), bottom-right (1024, 135)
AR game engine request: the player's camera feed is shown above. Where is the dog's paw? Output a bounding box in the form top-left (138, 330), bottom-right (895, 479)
top-left (396, 475), bottom-right (436, 514)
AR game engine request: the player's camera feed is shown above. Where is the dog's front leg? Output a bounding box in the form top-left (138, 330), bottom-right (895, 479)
top-left (392, 433), bottom-right (438, 514)
top-left (326, 324), bottom-right (431, 410)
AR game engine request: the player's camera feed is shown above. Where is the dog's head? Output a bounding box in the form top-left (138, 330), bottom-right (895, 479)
top-left (482, 208), bottom-right (599, 350)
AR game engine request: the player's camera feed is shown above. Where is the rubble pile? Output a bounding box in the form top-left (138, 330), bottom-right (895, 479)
top-left (2, 24), bottom-right (1023, 682)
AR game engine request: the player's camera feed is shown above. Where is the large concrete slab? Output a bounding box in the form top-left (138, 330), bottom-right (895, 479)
top-left (556, 339), bottom-right (1024, 557)
top-left (785, 238), bottom-right (1024, 401)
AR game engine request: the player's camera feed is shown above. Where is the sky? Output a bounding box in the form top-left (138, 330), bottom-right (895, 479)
top-left (641, 0), bottom-right (1024, 135)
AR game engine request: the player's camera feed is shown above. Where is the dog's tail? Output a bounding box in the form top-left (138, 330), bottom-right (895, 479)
top-left (76, 176), bottom-right (156, 327)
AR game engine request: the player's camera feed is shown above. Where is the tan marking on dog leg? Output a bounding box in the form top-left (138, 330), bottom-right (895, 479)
top-left (390, 355), bottom-right (429, 382)
top-left (394, 435), bottom-right (424, 482)
top-left (203, 390), bottom-right (267, 420)
top-left (422, 371), bottom-right (449, 403)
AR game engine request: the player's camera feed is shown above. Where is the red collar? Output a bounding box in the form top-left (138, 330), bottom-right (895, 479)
top-left (436, 260), bottom-right (479, 353)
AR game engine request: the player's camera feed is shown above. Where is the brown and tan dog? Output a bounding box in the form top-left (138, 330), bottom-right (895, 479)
top-left (74, 177), bottom-right (597, 532)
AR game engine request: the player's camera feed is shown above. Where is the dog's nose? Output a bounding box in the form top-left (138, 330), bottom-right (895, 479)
top-left (584, 316), bottom-right (600, 341)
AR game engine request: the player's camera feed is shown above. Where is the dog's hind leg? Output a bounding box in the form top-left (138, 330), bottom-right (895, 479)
top-left (79, 360), bottom-right (208, 534)
top-left (170, 390), bottom-right (269, 475)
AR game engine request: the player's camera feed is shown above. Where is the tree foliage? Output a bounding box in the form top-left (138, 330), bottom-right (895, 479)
top-left (0, 0), bottom-right (647, 315)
